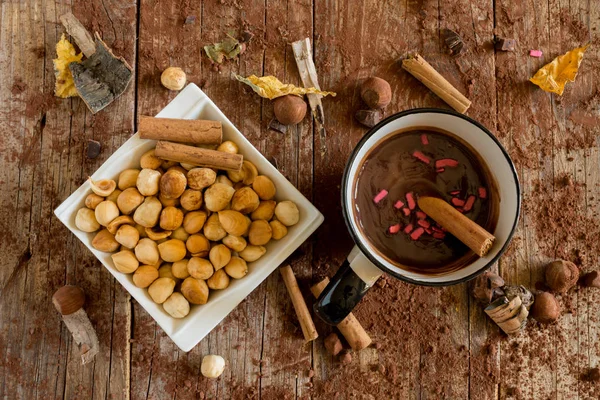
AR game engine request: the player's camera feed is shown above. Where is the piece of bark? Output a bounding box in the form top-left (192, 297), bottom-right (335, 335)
top-left (291, 38), bottom-right (325, 124)
top-left (268, 118), bottom-right (288, 134)
top-left (139, 116), bottom-right (222, 145)
top-left (60, 13), bottom-right (96, 57)
top-left (279, 265), bottom-right (319, 342)
top-left (484, 296), bottom-right (528, 335)
top-left (155, 141), bottom-right (243, 171)
top-left (441, 29), bottom-right (465, 56)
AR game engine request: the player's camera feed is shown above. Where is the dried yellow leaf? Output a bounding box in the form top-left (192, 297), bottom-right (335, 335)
top-left (53, 34), bottom-right (83, 98)
top-left (234, 74), bottom-right (336, 100)
top-left (529, 45), bottom-right (589, 95)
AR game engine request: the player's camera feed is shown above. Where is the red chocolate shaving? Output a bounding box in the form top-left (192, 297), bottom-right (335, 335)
top-left (425, 228), bottom-right (433, 234)
top-left (417, 220), bottom-right (430, 229)
top-left (463, 195), bottom-right (476, 212)
top-left (406, 192), bottom-right (416, 210)
top-left (402, 207), bottom-right (410, 216)
top-left (410, 227), bottom-right (425, 240)
top-left (394, 200), bottom-right (404, 209)
top-left (432, 226), bottom-right (443, 233)
top-left (451, 198), bottom-right (465, 207)
top-left (436, 168), bottom-right (445, 173)
top-left (435, 158), bottom-right (459, 168)
top-left (373, 189), bottom-right (388, 203)
top-left (449, 190), bottom-right (460, 195)
top-left (420, 134), bottom-right (429, 145)
top-left (478, 187), bottom-right (487, 199)
top-left (433, 232), bottom-right (446, 239)
top-left (403, 224), bottom-right (414, 234)
top-left (412, 151), bottom-right (430, 164)
top-left (416, 211), bottom-right (427, 219)
top-left (388, 223), bottom-right (401, 234)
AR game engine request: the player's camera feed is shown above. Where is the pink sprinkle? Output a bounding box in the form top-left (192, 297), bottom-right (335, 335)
top-left (402, 207), bottom-right (411, 216)
top-left (373, 189), bottom-right (388, 204)
top-left (389, 223), bottom-right (401, 234)
top-left (463, 195), bottom-right (476, 212)
top-left (425, 228), bottom-right (433, 235)
top-left (416, 211), bottom-right (427, 219)
top-left (417, 220), bottom-right (430, 229)
top-left (436, 168), bottom-right (445, 173)
top-left (404, 224), bottom-right (414, 234)
top-left (478, 187), bottom-right (487, 199)
top-left (420, 134), bottom-right (429, 145)
top-left (451, 198), bottom-right (465, 207)
top-left (413, 151), bottom-right (430, 164)
top-left (394, 200), bottom-right (405, 209)
top-left (410, 227), bottom-right (425, 240)
top-left (449, 190), bottom-right (461, 195)
top-left (530, 49), bottom-right (543, 57)
top-left (435, 158), bottom-right (459, 169)
top-left (406, 192), bottom-right (416, 210)
top-left (433, 232), bottom-right (446, 239)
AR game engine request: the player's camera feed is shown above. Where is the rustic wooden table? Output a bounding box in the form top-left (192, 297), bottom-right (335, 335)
top-left (1, 0), bottom-right (599, 399)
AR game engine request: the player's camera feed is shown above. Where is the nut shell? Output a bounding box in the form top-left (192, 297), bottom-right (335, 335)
top-left (148, 277), bottom-right (176, 304)
top-left (160, 169), bottom-right (187, 199)
top-left (545, 260), bottom-right (579, 293)
top-left (106, 215), bottom-right (136, 235)
top-left (89, 178), bottom-right (117, 197)
top-left (52, 286), bottom-right (85, 315)
top-left (360, 77), bottom-right (392, 109)
top-left (181, 277), bottom-right (209, 304)
top-left (273, 95), bottom-right (307, 125)
top-left (252, 176), bottom-right (276, 200)
top-left (218, 210), bottom-right (251, 236)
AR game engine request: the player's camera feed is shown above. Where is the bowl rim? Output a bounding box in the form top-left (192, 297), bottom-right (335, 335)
top-left (340, 108), bottom-right (521, 286)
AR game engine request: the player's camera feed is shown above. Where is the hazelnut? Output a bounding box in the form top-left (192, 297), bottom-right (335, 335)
top-left (274, 201), bottom-right (300, 226)
top-left (161, 159), bottom-right (178, 170)
top-left (239, 245), bottom-right (266, 262)
top-left (133, 196), bottom-right (162, 227)
top-left (171, 226), bottom-right (190, 242)
top-left (148, 277), bottom-right (176, 304)
top-left (158, 239), bottom-right (187, 262)
top-left (140, 149), bottom-right (163, 170)
top-left (117, 188), bottom-right (145, 215)
top-left (135, 238), bottom-right (160, 266)
top-left (188, 257), bottom-right (214, 280)
top-left (360, 77), bottom-right (392, 109)
top-left (231, 187), bottom-right (260, 214)
top-left (270, 220), bottom-right (288, 240)
top-left (186, 234), bottom-right (210, 257)
top-left (181, 277), bottom-right (209, 305)
top-left (145, 226), bottom-right (172, 241)
top-left (167, 165), bottom-right (188, 175)
top-left (207, 269), bottom-right (230, 290)
top-left (92, 229), bottom-right (120, 252)
top-left (160, 169), bottom-right (187, 199)
top-left (111, 250), bottom-right (139, 274)
top-left (224, 257), bottom-right (248, 279)
top-left (159, 192), bottom-right (180, 207)
top-left (251, 200), bottom-right (276, 221)
top-left (209, 244), bottom-right (231, 270)
top-left (105, 189), bottom-right (122, 203)
top-left (158, 264), bottom-right (178, 281)
top-left (227, 160), bottom-right (258, 185)
top-left (135, 224), bottom-right (147, 238)
top-left (161, 67), bottom-right (186, 91)
top-left (180, 162), bottom-right (196, 170)
top-left (85, 193), bottom-right (104, 210)
top-left (106, 215), bottom-right (136, 235)
top-left (217, 141), bottom-right (239, 154)
top-left (160, 206), bottom-right (184, 231)
top-left (248, 220), bottom-right (272, 245)
top-left (132, 265), bottom-right (159, 288)
top-left (204, 183), bottom-right (235, 212)
top-left (545, 260), bottom-right (579, 292)
top-left (201, 355), bottom-right (225, 378)
top-left (52, 286), bottom-right (85, 315)
top-left (75, 207), bottom-right (100, 232)
top-left (137, 168), bottom-right (161, 196)
top-left (187, 168), bottom-right (217, 190)
top-left (215, 175), bottom-right (234, 187)
top-left (252, 176), bottom-right (276, 200)
top-left (183, 211), bottom-right (208, 234)
top-left (118, 169), bottom-right (140, 190)
top-left (114, 224), bottom-right (140, 249)
top-left (95, 201), bottom-right (120, 227)
top-left (582, 271), bottom-right (600, 288)
top-left (180, 189), bottom-right (203, 211)
top-left (204, 214), bottom-right (227, 241)
top-left (163, 292), bottom-right (190, 318)
top-left (88, 178), bottom-right (117, 197)
top-left (273, 95), bottom-right (307, 125)
top-left (531, 292), bottom-right (561, 323)
top-left (171, 259), bottom-right (191, 279)
top-left (222, 235), bottom-right (247, 252)
top-left (218, 210), bottom-right (250, 236)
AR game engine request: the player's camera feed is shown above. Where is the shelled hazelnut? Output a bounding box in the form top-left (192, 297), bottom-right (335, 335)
top-left (248, 220), bottom-right (272, 245)
top-left (188, 257), bottom-right (214, 280)
top-left (115, 224), bottom-right (140, 249)
top-left (224, 257), bottom-right (248, 279)
top-left (217, 141), bottom-right (239, 154)
top-left (140, 149), bottom-right (163, 170)
top-left (270, 220), bottom-right (288, 240)
top-left (180, 189), bottom-right (202, 211)
top-left (85, 193), bottom-right (104, 210)
top-left (171, 259), bottom-right (191, 279)
top-left (222, 235), bottom-right (247, 252)
top-left (158, 239), bottom-right (187, 262)
top-left (163, 292), bottom-right (190, 318)
top-left (204, 183), bottom-right (235, 211)
top-left (252, 176), bottom-right (276, 200)
top-left (133, 196), bottom-right (162, 227)
top-left (118, 169), bottom-right (140, 190)
top-left (137, 169), bottom-right (162, 196)
top-left (133, 265), bottom-right (159, 288)
top-left (106, 189), bottom-right (122, 203)
top-left (160, 169), bottom-right (187, 199)
top-left (92, 229), bottom-right (120, 252)
top-left (135, 238), bottom-right (160, 266)
top-left (239, 245), bottom-right (266, 262)
top-left (89, 178), bottom-right (117, 197)
top-left (183, 211), bottom-right (208, 234)
top-left (161, 67), bottom-right (186, 91)
top-left (209, 244), bottom-right (231, 270)
top-left (218, 210), bottom-right (250, 236)
top-left (95, 201), bottom-right (120, 227)
top-left (181, 277), bottom-right (209, 304)
top-left (160, 206), bottom-right (184, 231)
top-left (117, 188), bottom-right (145, 215)
top-left (106, 215), bottom-right (135, 235)
top-left (186, 234), bottom-right (210, 257)
top-left (76, 208), bottom-right (100, 232)
top-left (204, 214), bottom-right (227, 241)
top-left (187, 168), bottom-right (217, 190)
top-left (111, 250), bottom-right (139, 273)
top-left (207, 269), bottom-right (230, 290)
top-left (148, 277), bottom-right (176, 304)
top-left (231, 187), bottom-right (260, 214)
top-left (251, 200), bottom-right (276, 221)
top-left (274, 201), bottom-right (300, 226)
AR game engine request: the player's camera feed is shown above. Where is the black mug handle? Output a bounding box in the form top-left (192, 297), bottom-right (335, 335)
top-left (314, 245), bottom-right (383, 325)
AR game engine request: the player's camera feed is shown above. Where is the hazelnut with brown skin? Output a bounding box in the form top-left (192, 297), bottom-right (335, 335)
top-left (273, 95), bottom-right (307, 125)
top-left (531, 292), bottom-right (561, 323)
top-left (360, 77), bottom-right (391, 109)
top-left (545, 259), bottom-right (579, 292)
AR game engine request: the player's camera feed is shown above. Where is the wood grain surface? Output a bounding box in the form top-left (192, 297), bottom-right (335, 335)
top-left (0, 0), bottom-right (598, 399)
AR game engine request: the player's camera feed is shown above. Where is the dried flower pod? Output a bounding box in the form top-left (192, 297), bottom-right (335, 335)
top-left (270, 220), bottom-right (288, 240)
top-left (88, 178), bottom-right (117, 197)
top-left (52, 286), bottom-right (85, 315)
top-left (273, 95), bottom-right (307, 125)
top-left (160, 206), bottom-right (184, 231)
top-left (133, 265), bottom-right (159, 288)
top-left (215, 175), bottom-right (234, 187)
top-left (231, 187), bottom-right (260, 214)
top-left (140, 149), bottom-right (163, 170)
top-left (204, 183), bottom-right (235, 212)
top-left (148, 277), bottom-right (176, 304)
top-left (159, 192), bottom-right (180, 208)
top-left (531, 292), bottom-right (560, 323)
top-left (137, 169), bottom-right (162, 196)
top-left (92, 229), bottom-right (120, 252)
top-left (209, 244), bottom-right (231, 270)
top-left (163, 292), bottom-right (190, 318)
top-left (106, 189), bottom-right (122, 203)
top-left (158, 239), bottom-right (187, 262)
top-left (160, 169), bottom-right (187, 199)
top-left (187, 168), bottom-right (217, 190)
top-left (85, 193), bottom-right (105, 210)
top-left (111, 250), bottom-right (139, 274)
top-left (203, 214), bottom-right (227, 241)
top-left (106, 215), bottom-right (135, 235)
top-left (224, 256), bottom-right (248, 279)
top-left (186, 234), bottom-right (210, 257)
top-left (218, 210), bottom-right (251, 236)
top-left (158, 264), bottom-right (178, 281)
top-left (76, 207), bottom-right (101, 232)
top-left (145, 227), bottom-right (172, 241)
top-left (207, 269), bottom-right (230, 290)
top-left (161, 67), bottom-right (186, 91)
top-left (171, 259), bottom-right (191, 279)
top-left (188, 257), bottom-right (214, 280)
top-left (95, 201), bottom-right (120, 227)
top-left (252, 176), bottom-right (276, 200)
top-left (227, 160), bottom-right (258, 185)
top-left (221, 235), bottom-right (246, 253)
top-left (250, 200), bottom-right (276, 221)
top-left (181, 277), bottom-right (209, 304)
top-left (545, 259), bottom-right (579, 293)
top-left (117, 188), bottom-right (145, 215)
top-left (118, 169), bottom-right (140, 190)
top-left (217, 140), bottom-right (239, 154)
top-left (135, 238), bottom-right (160, 266)
top-left (171, 226), bottom-right (190, 242)
top-left (180, 189), bottom-right (203, 211)
top-left (183, 211), bottom-right (208, 234)
top-left (115, 224), bottom-right (140, 249)
top-left (470, 271), bottom-right (505, 304)
top-left (239, 245), bottom-right (266, 262)
top-left (133, 196), bottom-right (163, 227)
top-left (360, 77), bottom-right (392, 109)
top-left (248, 220), bottom-right (272, 245)
top-left (274, 201), bottom-right (300, 226)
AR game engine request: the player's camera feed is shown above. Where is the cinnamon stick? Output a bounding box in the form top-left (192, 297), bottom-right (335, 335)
top-left (280, 265), bottom-right (319, 342)
top-left (155, 141), bottom-right (242, 171)
top-left (417, 196), bottom-right (495, 257)
top-left (401, 54), bottom-right (471, 114)
top-left (139, 116), bottom-right (222, 145)
top-left (311, 278), bottom-right (372, 350)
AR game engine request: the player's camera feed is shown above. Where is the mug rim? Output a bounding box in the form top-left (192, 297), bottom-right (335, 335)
top-left (341, 108), bottom-right (521, 286)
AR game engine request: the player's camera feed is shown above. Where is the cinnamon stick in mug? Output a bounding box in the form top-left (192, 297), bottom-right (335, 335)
top-left (280, 265), bottom-right (319, 342)
top-left (139, 116), bottom-right (223, 145)
top-left (155, 141), bottom-right (243, 171)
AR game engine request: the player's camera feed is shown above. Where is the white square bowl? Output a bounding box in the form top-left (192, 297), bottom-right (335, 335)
top-left (54, 83), bottom-right (324, 352)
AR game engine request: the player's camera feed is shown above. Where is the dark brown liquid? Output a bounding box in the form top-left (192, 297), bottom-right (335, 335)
top-left (353, 128), bottom-right (498, 275)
